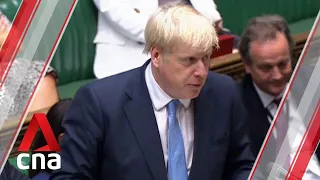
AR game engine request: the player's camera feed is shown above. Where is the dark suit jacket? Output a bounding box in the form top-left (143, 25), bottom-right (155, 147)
top-left (238, 74), bottom-right (278, 176)
top-left (238, 74), bottom-right (276, 159)
top-left (0, 163), bottom-right (30, 180)
top-left (51, 61), bottom-right (254, 180)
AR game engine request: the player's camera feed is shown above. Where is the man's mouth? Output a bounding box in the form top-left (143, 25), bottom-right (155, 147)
top-left (189, 84), bottom-right (201, 87)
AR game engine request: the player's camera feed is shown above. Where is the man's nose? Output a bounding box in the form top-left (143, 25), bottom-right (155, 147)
top-left (194, 60), bottom-right (208, 78)
top-left (271, 67), bottom-right (283, 80)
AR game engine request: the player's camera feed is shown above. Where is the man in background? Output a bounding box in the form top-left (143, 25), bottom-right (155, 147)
top-left (238, 15), bottom-right (320, 178)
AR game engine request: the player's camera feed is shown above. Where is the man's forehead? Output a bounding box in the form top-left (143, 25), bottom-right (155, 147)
top-left (171, 45), bottom-right (212, 56)
top-left (254, 55), bottom-right (291, 65)
top-left (250, 40), bottom-right (290, 63)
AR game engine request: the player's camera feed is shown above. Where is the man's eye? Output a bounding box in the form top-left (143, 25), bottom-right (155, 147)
top-left (279, 61), bottom-right (289, 69)
top-left (188, 57), bottom-right (196, 62)
top-left (260, 65), bottom-right (272, 72)
top-left (202, 55), bottom-right (210, 61)
top-left (183, 57), bottom-right (196, 65)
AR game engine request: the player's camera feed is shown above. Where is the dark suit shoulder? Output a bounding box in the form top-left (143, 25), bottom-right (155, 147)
top-left (72, 67), bottom-right (145, 118)
top-left (81, 68), bottom-right (141, 96)
top-left (88, 68), bottom-right (140, 89)
top-left (207, 71), bottom-right (235, 85)
top-left (205, 72), bottom-right (238, 95)
top-left (237, 74), bottom-right (253, 98)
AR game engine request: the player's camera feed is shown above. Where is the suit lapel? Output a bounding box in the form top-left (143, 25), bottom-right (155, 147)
top-left (123, 62), bottom-right (167, 180)
top-left (189, 86), bottom-right (215, 180)
top-left (242, 75), bottom-right (276, 157)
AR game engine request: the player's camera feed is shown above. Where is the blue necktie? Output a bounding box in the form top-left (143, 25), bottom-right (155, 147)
top-left (167, 100), bottom-right (188, 180)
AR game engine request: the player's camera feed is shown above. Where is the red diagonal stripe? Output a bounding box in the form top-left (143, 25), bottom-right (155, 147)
top-left (286, 99), bottom-right (320, 179)
top-left (285, 99), bottom-right (320, 179)
top-left (0, 0), bottom-right (41, 168)
top-left (0, 0), bottom-right (40, 88)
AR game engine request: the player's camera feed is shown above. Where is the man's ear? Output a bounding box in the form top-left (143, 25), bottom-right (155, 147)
top-left (243, 60), bottom-right (252, 74)
top-left (150, 46), bottom-right (161, 68)
top-left (58, 133), bottom-right (64, 143)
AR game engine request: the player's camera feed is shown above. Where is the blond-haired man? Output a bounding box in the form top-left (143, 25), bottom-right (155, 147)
top-left (52, 4), bottom-right (254, 180)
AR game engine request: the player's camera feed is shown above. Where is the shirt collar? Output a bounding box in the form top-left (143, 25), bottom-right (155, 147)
top-left (253, 82), bottom-right (285, 108)
top-left (145, 63), bottom-right (191, 110)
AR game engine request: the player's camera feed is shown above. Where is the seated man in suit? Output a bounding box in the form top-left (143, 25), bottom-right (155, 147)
top-left (238, 15), bottom-right (320, 178)
top-left (51, 3), bottom-right (254, 180)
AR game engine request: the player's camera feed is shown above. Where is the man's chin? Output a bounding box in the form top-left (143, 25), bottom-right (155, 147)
top-left (269, 86), bottom-right (286, 97)
top-left (180, 91), bottom-right (200, 99)
top-left (190, 90), bottom-right (202, 98)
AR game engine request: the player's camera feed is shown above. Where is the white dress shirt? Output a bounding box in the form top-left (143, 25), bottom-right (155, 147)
top-left (145, 63), bottom-right (194, 175)
top-left (254, 83), bottom-right (320, 179)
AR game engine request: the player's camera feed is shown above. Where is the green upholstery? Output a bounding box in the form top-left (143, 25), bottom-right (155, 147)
top-left (50, 0), bottom-right (97, 86)
top-left (49, 0), bottom-right (98, 98)
top-left (58, 78), bottom-right (96, 99)
top-left (289, 17), bottom-right (317, 34)
top-left (216, 0), bottom-right (320, 35)
top-left (0, 0), bottom-right (21, 21)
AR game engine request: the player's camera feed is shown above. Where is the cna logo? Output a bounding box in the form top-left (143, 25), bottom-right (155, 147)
top-left (17, 113), bottom-right (61, 170)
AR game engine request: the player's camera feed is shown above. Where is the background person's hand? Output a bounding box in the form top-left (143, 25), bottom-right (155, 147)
top-left (0, 13), bottom-right (11, 48)
top-left (0, 13), bottom-right (11, 33)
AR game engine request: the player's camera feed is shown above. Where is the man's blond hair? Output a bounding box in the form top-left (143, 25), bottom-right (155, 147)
top-left (143, 3), bottom-right (219, 54)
